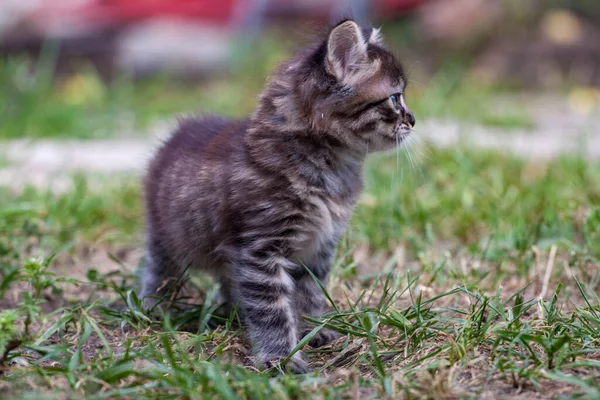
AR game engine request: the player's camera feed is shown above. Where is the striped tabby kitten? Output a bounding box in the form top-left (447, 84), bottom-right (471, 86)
top-left (142, 19), bottom-right (415, 373)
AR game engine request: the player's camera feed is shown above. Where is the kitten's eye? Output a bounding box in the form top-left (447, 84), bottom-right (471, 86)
top-left (389, 93), bottom-right (400, 108)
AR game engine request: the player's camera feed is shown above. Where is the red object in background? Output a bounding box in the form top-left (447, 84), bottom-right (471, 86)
top-left (28, 0), bottom-right (426, 34)
top-left (378, 0), bottom-right (427, 14)
top-left (78, 0), bottom-right (239, 26)
top-left (11, 0), bottom-right (430, 46)
top-left (27, 0), bottom-right (238, 34)
top-left (74, 0), bottom-right (425, 25)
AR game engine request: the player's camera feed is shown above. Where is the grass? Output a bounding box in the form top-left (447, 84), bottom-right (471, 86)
top-left (0, 143), bottom-right (599, 398)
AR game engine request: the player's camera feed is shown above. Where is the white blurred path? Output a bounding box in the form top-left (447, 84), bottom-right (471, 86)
top-left (1, 107), bottom-right (599, 190)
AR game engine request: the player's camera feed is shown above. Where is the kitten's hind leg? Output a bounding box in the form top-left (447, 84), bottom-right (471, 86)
top-left (211, 276), bottom-right (233, 319)
top-left (140, 239), bottom-right (187, 311)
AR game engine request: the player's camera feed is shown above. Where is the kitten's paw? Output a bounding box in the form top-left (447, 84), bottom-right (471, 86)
top-left (305, 328), bottom-right (340, 348)
top-left (142, 295), bottom-right (161, 313)
top-left (285, 357), bottom-right (310, 375)
top-left (260, 354), bottom-right (310, 374)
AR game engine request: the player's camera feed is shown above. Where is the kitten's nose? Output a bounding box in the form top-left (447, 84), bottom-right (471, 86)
top-left (404, 110), bottom-right (416, 128)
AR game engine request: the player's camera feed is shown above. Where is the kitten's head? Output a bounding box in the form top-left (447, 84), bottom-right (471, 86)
top-left (253, 19), bottom-right (415, 153)
top-left (314, 19), bottom-right (415, 152)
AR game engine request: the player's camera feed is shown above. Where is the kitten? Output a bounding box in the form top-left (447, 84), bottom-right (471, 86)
top-left (142, 19), bottom-right (415, 373)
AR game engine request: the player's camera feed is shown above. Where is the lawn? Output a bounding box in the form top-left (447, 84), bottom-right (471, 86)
top-left (0, 27), bottom-right (599, 399)
top-left (0, 143), bottom-right (599, 399)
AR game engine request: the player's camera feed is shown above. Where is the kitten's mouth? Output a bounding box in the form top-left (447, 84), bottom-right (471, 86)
top-left (367, 124), bottom-right (412, 147)
top-left (391, 124), bottom-right (412, 141)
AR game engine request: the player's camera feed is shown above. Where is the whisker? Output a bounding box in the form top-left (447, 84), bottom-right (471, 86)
top-left (405, 61), bottom-right (426, 88)
top-left (396, 131), bottom-right (402, 183)
top-left (405, 76), bottom-right (426, 88)
top-left (407, 131), bottom-right (428, 158)
top-left (405, 134), bottom-right (426, 181)
top-left (408, 135), bottom-right (420, 166)
top-left (390, 132), bottom-right (402, 205)
top-left (410, 129), bottom-right (432, 160)
top-left (406, 142), bottom-right (416, 172)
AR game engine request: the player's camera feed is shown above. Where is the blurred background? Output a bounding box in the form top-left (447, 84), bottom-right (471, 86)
top-left (3, 4), bottom-right (600, 397)
top-left (0, 0), bottom-right (599, 182)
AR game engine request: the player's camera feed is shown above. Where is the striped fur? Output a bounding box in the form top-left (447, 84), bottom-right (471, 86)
top-left (141, 19), bottom-right (415, 373)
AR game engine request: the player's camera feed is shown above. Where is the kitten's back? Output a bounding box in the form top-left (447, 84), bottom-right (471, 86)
top-left (144, 116), bottom-right (247, 231)
top-left (155, 116), bottom-right (231, 163)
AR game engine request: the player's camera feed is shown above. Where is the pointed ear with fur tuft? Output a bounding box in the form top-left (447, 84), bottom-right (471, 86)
top-left (369, 27), bottom-right (384, 46)
top-left (326, 20), bottom-right (369, 81)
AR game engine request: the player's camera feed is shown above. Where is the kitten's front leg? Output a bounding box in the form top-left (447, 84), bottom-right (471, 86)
top-left (233, 254), bottom-right (308, 374)
top-left (295, 245), bottom-right (339, 348)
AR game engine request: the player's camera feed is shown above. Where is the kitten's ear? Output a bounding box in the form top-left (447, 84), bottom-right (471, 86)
top-left (369, 27), bottom-right (384, 46)
top-left (326, 20), bottom-right (368, 81)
